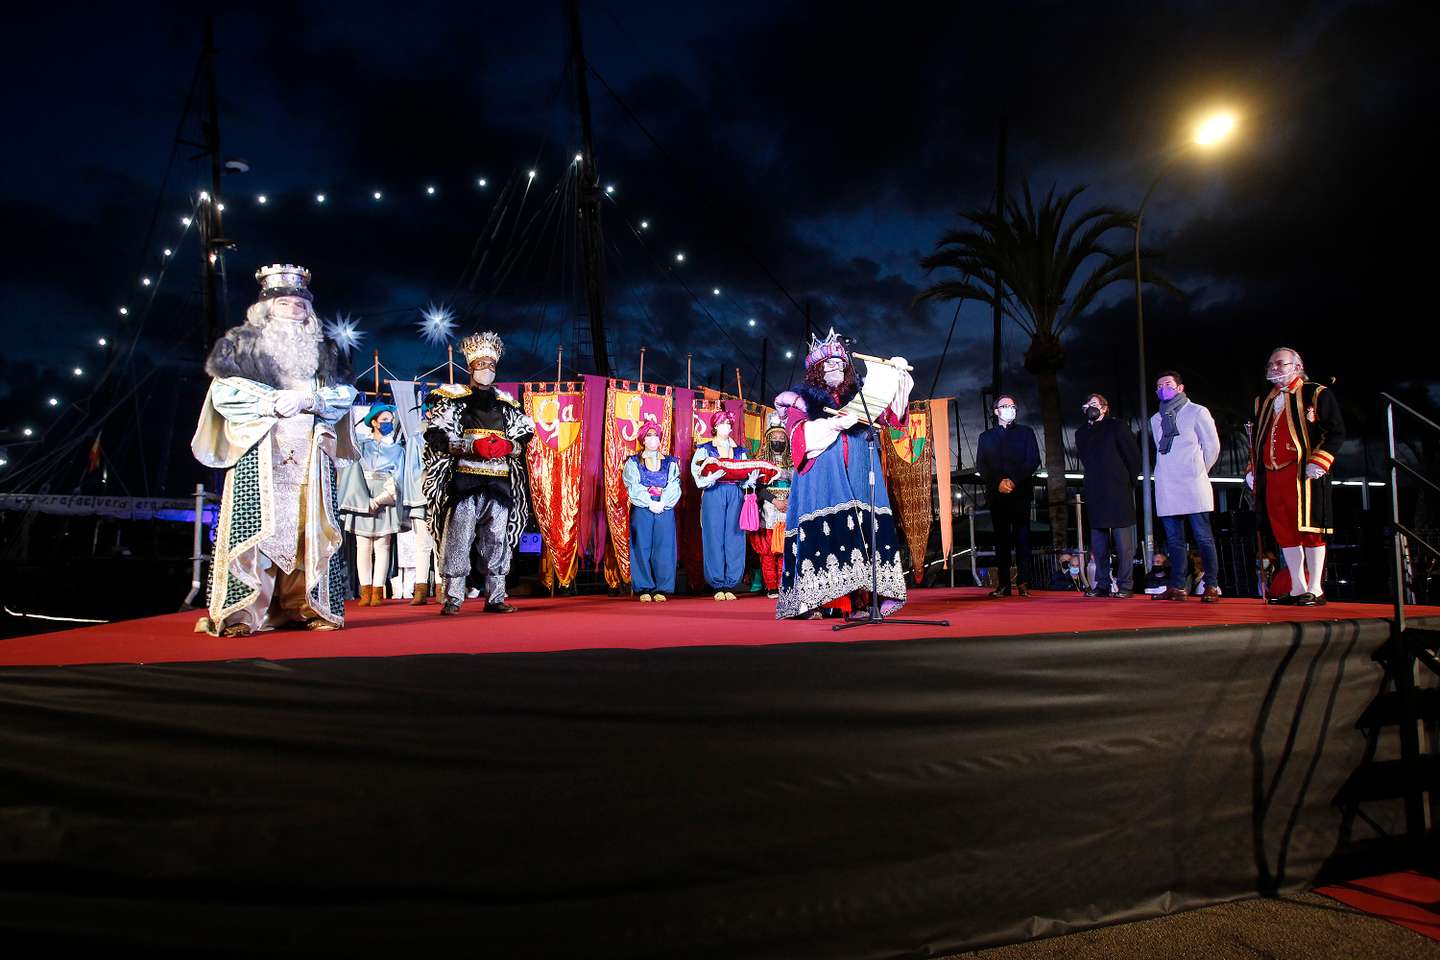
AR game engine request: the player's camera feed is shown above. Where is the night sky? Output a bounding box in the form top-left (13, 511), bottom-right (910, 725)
top-left (3, 0), bottom-right (1436, 494)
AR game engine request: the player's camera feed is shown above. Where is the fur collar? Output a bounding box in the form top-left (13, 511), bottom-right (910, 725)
top-left (790, 382), bottom-right (857, 422)
top-left (205, 325), bottom-right (351, 388)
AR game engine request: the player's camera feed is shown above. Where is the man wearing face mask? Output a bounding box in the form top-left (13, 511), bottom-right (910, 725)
top-left (623, 422), bottom-right (681, 602)
top-left (1074, 393), bottom-right (1141, 597)
top-left (1246, 347), bottom-right (1345, 606)
top-left (1150, 371), bottom-right (1222, 602)
top-left (976, 396), bottom-right (1042, 598)
top-left (347, 403), bottom-right (405, 605)
top-left (422, 331), bottom-right (535, 615)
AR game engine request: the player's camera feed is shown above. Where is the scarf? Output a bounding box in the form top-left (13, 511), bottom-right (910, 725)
top-left (1157, 393), bottom-right (1189, 455)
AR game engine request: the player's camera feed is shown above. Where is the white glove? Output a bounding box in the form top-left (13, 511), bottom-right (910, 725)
top-left (1304, 463), bottom-right (1326, 481)
top-left (833, 412), bottom-right (859, 431)
top-left (1245, 472), bottom-right (1254, 490)
top-left (745, 469), bottom-right (761, 487)
top-left (648, 501), bottom-right (664, 514)
top-left (272, 390), bottom-right (307, 418)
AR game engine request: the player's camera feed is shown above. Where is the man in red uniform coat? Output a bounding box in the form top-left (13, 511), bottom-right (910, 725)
top-left (1245, 347), bottom-right (1346, 606)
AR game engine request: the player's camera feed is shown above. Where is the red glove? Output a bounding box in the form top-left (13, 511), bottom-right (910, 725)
top-left (471, 435), bottom-right (514, 459)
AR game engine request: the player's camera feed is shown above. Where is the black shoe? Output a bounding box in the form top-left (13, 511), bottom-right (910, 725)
top-left (485, 601), bottom-right (519, 614)
top-left (988, 586), bottom-right (1012, 599)
top-left (1312, 595), bottom-right (1328, 606)
top-left (1112, 590), bottom-right (1133, 599)
top-left (1292, 592), bottom-right (1319, 607)
top-left (1083, 588), bottom-right (1099, 598)
top-left (440, 600), bottom-right (461, 616)
top-left (1017, 584), bottom-right (1030, 598)
top-left (1268, 594), bottom-right (1297, 605)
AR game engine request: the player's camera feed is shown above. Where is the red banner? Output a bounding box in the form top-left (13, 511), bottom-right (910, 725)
top-left (524, 383), bottom-right (584, 590)
top-left (604, 382), bottom-right (673, 585)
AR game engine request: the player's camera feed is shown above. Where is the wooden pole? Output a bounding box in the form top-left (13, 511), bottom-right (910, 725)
top-left (639, 347), bottom-right (646, 387)
top-left (686, 354), bottom-right (692, 389)
top-left (557, 344), bottom-right (563, 383)
top-left (447, 345), bottom-right (454, 384)
top-left (373, 349), bottom-right (381, 396)
top-left (736, 367), bottom-right (743, 403)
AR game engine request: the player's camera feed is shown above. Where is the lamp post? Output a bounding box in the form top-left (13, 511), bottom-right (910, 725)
top-left (1134, 110), bottom-right (1237, 567)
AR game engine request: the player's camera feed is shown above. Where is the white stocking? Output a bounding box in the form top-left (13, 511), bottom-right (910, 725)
top-left (400, 567), bottom-right (416, 598)
top-left (413, 524), bottom-right (435, 586)
top-left (1304, 544), bottom-right (1327, 598)
top-left (372, 535), bottom-right (393, 598)
top-left (1281, 546), bottom-right (1309, 596)
top-left (357, 535), bottom-right (376, 587)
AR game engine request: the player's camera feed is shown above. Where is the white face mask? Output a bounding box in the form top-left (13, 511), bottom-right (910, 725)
top-left (716, 423), bottom-right (732, 438)
top-left (996, 406), bottom-right (1017, 424)
top-left (1266, 356), bottom-right (1298, 385)
top-left (472, 366), bottom-right (496, 387)
top-left (643, 435), bottom-right (661, 452)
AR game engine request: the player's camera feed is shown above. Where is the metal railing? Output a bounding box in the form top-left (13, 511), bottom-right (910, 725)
top-left (1381, 392), bottom-right (1440, 839)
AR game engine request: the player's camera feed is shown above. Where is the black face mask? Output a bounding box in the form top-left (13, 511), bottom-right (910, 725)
top-left (1085, 406), bottom-right (1102, 422)
top-left (769, 439), bottom-right (787, 456)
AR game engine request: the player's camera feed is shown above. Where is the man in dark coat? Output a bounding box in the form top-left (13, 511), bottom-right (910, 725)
top-left (1075, 392), bottom-right (1142, 597)
top-left (1245, 347), bottom-right (1345, 606)
top-left (976, 395), bottom-right (1042, 597)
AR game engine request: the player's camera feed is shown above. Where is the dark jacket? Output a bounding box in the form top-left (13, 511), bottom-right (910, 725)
top-left (976, 423), bottom-right (1041, 513)
top-left (1074, 416), bottom-right (1141, 528)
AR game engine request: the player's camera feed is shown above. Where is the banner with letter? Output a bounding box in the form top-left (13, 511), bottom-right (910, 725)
top-left (524, 382), bottom-right (585, 590)
top-left (603, 381), bottom-right (673, 585)
top-left (882, 400), bottom-right (934, 584)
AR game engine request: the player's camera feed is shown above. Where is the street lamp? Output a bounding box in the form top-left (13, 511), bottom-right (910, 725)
top-left (1134, 109), bottom-right (1237, 567)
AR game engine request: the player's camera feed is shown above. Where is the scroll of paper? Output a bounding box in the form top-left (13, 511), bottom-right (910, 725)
top-left (825, 354), bottom-right (912, 424)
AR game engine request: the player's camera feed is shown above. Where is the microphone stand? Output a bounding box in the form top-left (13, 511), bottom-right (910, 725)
top-left (832, 347), bottom-right (949, 632)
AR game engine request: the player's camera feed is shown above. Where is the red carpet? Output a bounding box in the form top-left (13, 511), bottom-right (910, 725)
top-left (3, 588), bottom-right (1436, 667)
top-left (1317, 871), bottom-right (1440, 942)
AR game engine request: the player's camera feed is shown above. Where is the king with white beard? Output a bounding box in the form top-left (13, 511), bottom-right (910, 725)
top-left (192, 264), bottom-right (358, 636)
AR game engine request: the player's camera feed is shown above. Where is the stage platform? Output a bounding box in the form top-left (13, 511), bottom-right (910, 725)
top-left (1, 587), bottom-right (1432, 666)
top-left (1, 590), bottom-right (1435, 957)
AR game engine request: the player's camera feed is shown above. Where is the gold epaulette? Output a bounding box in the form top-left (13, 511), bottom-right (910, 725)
top-left (433, 383), bottom-right (472, 399)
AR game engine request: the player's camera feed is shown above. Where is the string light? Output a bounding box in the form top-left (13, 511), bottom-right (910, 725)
top-left (373, 191), bottom-right (383, 201)
top-left (73, 367), bottom-right (84, 377)
top-left (477, 178), bottom-right (487, 188)
top-left (605, 185), bottom-right (615, 195)
top-left (257, 194), bottom-right (268, 205)
top-left (141, 277), bottom-right (152, 287)
top-left (0, 459), bottom-right (7, 467)
top-left (47, 397), bottom-right (60, 406)
top-left (640, 220), bottom-right (650, 230)
top-left (785, 350), bottom-right (794, 359)
top-left (675, 252), bottom-right (686, 262)
top-left (574, 153), bottom-right (583, 163)
top-left (315, 193), bottom-right (327, 204)
top-left (198, 191), bottom-right (210, 202)
top-left (747, 318), bottom-right (756, 327)
top-left (22, 428), bottom-right (32, 437)
top-left (426, 185), bottom-right (437, 196)
top-left (216, 203), bottom-right (225, 212)
top-left (181, 216), bottom-right (192, 226)
top-left (118, 307), bottom-right (129, 316)
top-left (528, 169), bottom-right (537, 180)
top-left (163, 248), bottom-right (172, 257)
top-left (712, 287), bottom-right (720, 296)
top-left (98, 337), bottom-right (108, 346)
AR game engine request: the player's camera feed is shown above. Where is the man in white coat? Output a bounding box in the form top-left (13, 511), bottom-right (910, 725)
top-left (1150, 370), bottom-right (1222, 603)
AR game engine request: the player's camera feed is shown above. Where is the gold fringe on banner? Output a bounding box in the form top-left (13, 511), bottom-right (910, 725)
top-left (524, 382), bottom-right (585, 590)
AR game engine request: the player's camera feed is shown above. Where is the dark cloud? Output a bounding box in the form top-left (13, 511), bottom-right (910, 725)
top-left (2, 0), bottom-right (1436, 492)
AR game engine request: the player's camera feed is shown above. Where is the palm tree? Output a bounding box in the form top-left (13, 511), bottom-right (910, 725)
top-left (917, 182), bottom-right (1164, 547)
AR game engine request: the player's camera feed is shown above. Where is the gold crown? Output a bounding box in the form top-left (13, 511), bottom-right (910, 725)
top-left (255, 263), bottom-right (313, 301)
top-left (460, 330), bottom-right (504, 366)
